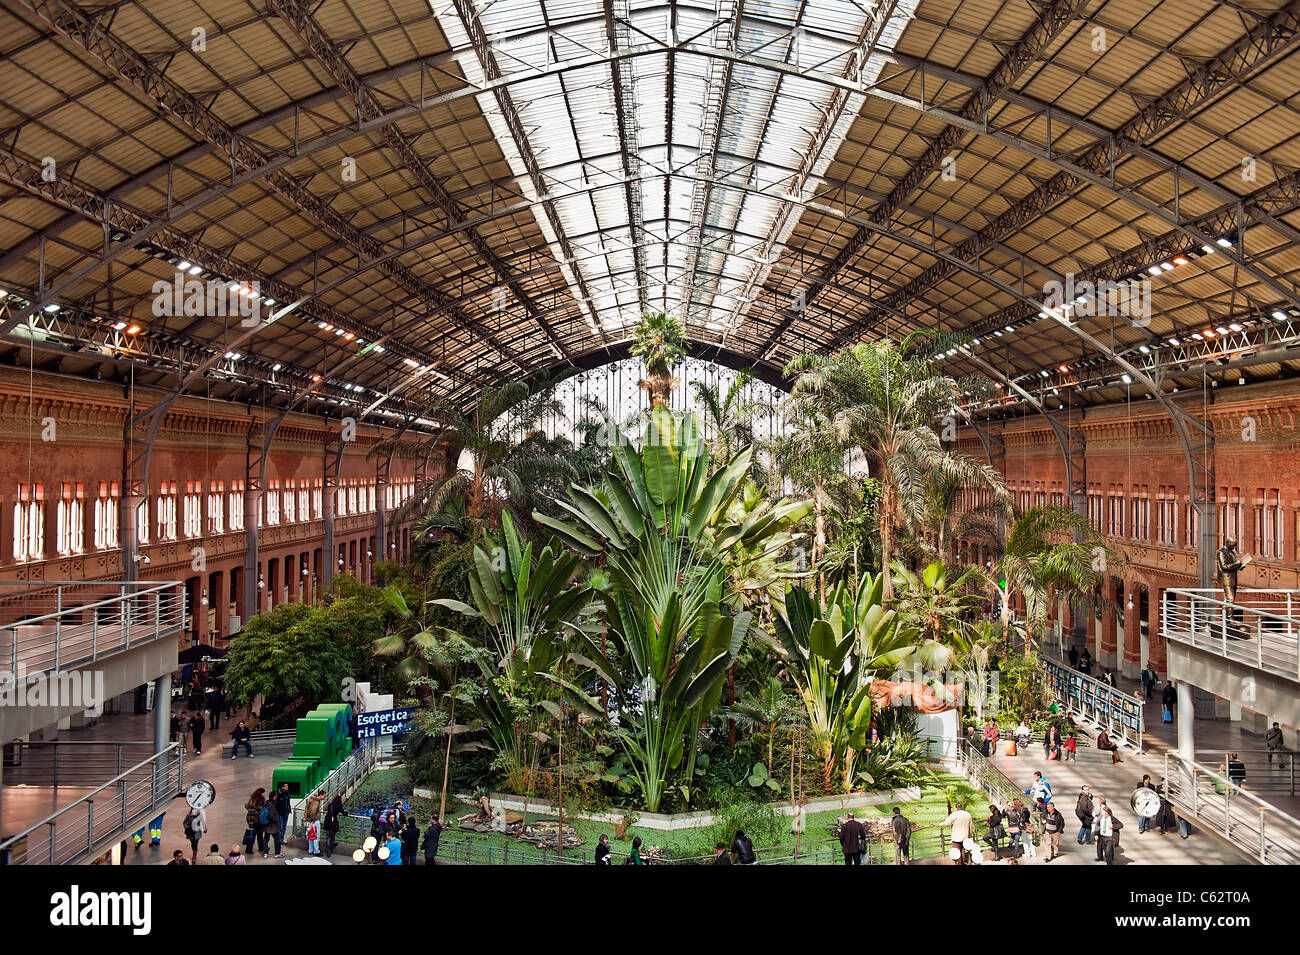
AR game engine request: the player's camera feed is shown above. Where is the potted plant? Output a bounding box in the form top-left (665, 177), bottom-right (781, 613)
top-left (631, 311), bottom-right (686, 407)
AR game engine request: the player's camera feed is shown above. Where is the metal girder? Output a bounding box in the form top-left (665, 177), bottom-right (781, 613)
top-left (8, 0), bottom-right (521, 368)
top-left (447, 0), bottom-right (608, 345)
top-left (677, 0), bottom-right (743, 325)
top-left (604, 0), bottom-right (649, 316)
top-left (722, 0), bottom-right (904, 340)
top-left (267, 0), bottom-right (570, 362)
top-left (756, 0), bottom-right (1090, 354)
top-left (320, 422), bottom-right (349, 594)
top-left (243, 409), bottom-right (290, 619)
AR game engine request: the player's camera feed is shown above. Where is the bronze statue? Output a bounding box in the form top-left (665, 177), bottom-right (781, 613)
top-left (1215, 538), bottom-right (1251, 638)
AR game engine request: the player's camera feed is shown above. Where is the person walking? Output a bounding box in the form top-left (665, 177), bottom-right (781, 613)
top-left (1267, 722), bottom-right (1288, 767)
top-left (400, 816), bottom-right (420, 866)
top-left (225, 845), bottom-right (247, 865)
top-left (1136, 775), bottom-right (1158, 833)
top-left (1075, 786), bottom-right (1094, 844)
top-left (891, 807), bottom-right (913, 865)
top-left (188, 712), bottom-right (205, 756)
top-left (1140, 667), bottom-right (1157, 700)
top-left (201, 843), bottom-right (225, 865)
top-left (170, 711), bottom-right (185, 748)
top-left (262, 799), bottom-right (282, 859)
top-left (422, 815), bottom-right (442, 866)
top-left (1010, 798), bottom-right (1036, 860)
top-left (303, 789), bottom-right (324, 854)
top-left (206, 686), bottom-right (223, 730)
top-left (1097, 806), bottom-right (1123, 864)
top-left (1162, 681), bottom-right (1177, 719)
top-left (1042, 801), bottom-right (1066, 861)
top-left (182, 805), bottom-right (206, 863)
top-left (1026, 771), bottom-right (1052, 806)
top-left (244, 788), bottom-right (264, 856)
top-left (939, 805), bottom-right (975, 865)
top-left (594, 833), bottom-right (612, 866)
top-left (838, 811), bottom-right (866, 865)
top-left (324, 795), bottom-right (343, 857)
top-left (984, 804), bottom-right (1005, 859)
top-left (730, 829), bottom-right (756, 865)
top-left (628, 835), bottom-right (645, 865)
top-left (1078, 648), bottom-right (1092, 675)
top-left (229, 720), bottom-right (253, 759)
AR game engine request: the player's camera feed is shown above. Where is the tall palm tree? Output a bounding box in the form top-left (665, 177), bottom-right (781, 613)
top-left (630, 312), bottom-right (686, 407)
top-left (910, 468), bottom-right (1008, 564)
top-left (784, 335), bottom-right (1002, 599)
top-left (983, 504), bottom-right (1123, 652)
top-left (691, 370), bottom-right (765, 473)
top-left (380, 380), bottom-right (574, 534)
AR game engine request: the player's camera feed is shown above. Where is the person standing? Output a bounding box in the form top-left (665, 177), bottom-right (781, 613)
top-left (324, 795), bottom-right (343, 857)
top-left (188, 712), bottom-right (205, 756)
top-left (1136, 775), bottom-right (1158, 833)
top-left (422, 815), bottom-right (442, 866)
top-left (1042, 802), bottom-right (1065, 861)
top-left (170, 711), bottom-right (185, 748)
top-left (1063, 732), bottom-right (1077, 762)
top-left (891, 807), bottom-right (913, 865)
top-left (1266, 723), bottom-right (1287, 767)
top-left (730, 829), bottom-right (756, 865)
top-left (182, 805), bottom-right (206, 863)
top-left (1140, 667), bottom-right (1157, 700)
top-left (274, 783), bottom-right (292, 841)
top-left (304, 789), bottom-right (324, 854)
top-left (384, 831), bottom-right (403, 865)
top-left (1078, 648), bottom-right (1092, 675)
top-left (263, 799), bottom-right (282, 859)
top-left (984, 804), bottom-right (1005, 859)
top-left (1097, 806), bottom-right (1123, 865)
top-left (838, 812), bottom-right (866, 865)
top-left (594, 833), bottom-right (612, 866)
top-left (1162, 681), bottom-right (1177, 719)
top-left (206, 685), bottom-right (223, 730)
top-left (628, 835), bottom-right (645, 865)
top-left (939, 805), bottom-right (975, 865)
top-left (244, 788), bottom-right (264, 856)
top-left (399, 816), bottom-right (419, 866)
top-left (982, 719), bottom-right (999, 758)
top-left (1092, 797), bottom-right (1109, 861)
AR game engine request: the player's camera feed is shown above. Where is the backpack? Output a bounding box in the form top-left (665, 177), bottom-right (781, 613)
top-left (184, 812), bottom-right (197, 838)
top-left (258, 805), bottom-right (270, 827)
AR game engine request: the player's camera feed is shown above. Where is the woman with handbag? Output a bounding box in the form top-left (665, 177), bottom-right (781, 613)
top-left (984, 804), bottom-right (1006, 858)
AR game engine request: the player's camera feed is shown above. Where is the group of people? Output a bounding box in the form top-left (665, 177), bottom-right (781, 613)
top-left (364, 803), bottom-right (444, 865)
top-left (833, 808), bottom-right (914, 866)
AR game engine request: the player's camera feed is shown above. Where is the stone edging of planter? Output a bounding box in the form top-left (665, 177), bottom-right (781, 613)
top-left (412, 786), bottom-right (921, 831)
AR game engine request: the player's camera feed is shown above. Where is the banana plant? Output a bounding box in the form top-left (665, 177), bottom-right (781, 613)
top-left (536, 407), bottom-right (810, 810)
top-left (430, 510), bottom-right (592, 684)
top-left (767, 573), bottom-right (919, 791)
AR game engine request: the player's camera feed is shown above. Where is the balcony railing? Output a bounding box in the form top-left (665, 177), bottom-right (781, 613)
top-left (1162, 588), bottom-right (1300, 683)
top-left (0, 743), bottom-right (183, 865)
top-left (0, 580), bottom-right (184, 677)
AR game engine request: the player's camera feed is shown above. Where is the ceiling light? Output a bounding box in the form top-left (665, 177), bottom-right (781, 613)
top-left (403, 358), bottom-right (419, 368)
top-left (311, 374), bottom-right (321, 382)
top-left (1238, 375), bottom-right (1246, 385)
top-left (1040, 370), bottom-right (1050, 378)
top-left (1147, 266), bottom-right (1161, 276)
top-left (178, 261), bottom-right (192, 271)
top-left (0, 289), bottom-right (7, 298)
top-left (225, 351), bottom-right (240, 360)
top-left (1160, 262), bottom-right (1175, 272)
top-left (1203, 328), bottom-right (1215, 338)
top-left (113, 321), bottom-right (127, 331)
top-left (1273, 310), bottom-right (1287, 321)
top-left (44, 303), bottom-right (59, 312)
top-left (1201, 245), bottom-right (1215, 255)
top-left (1121, 374), bottom-right (1133, 384)
top-left (272, 363), bottom-right (282, 372)
top-left (1216, 237), bottom-right (1232, 248)
top-left (993, 330), bottom-right (1003, 337)
top-left (1138, 345), bottom-right (1150, 354)
top-left (264, 298), bottom-right (275, 306)
top-left (1004, 325), bottom-right (1014, 333)
top-left (1228, 322), bottom-right (1242, 332)
top-left (125, 324), bottom-right (141, 335)
top-left (374, 344), bottom-right (385, 353)
top-left (1173, 256), bottom-right (1189, 266)
top-left (1168, 337), bottom-right (1181, 346)
top-left (188, 264), bottom-right (202, 276)
top-left (1215, 326), bottom-right (1229, 335)
top-left (334, 328), bottom-right (344, 336)
top-left (1059, 364), bottom-right (1069, 373)
top-left (344, 332), bottom-right (355, 341)
top-left (1190, 332), bottom-right (1203, 340)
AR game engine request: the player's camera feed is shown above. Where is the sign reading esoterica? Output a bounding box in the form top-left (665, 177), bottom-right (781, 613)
top-left (355, 707), bottom-right (416, 741)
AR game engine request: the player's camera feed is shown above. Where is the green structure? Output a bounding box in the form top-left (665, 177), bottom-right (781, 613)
top-left (272, 702), bottom-right (354, 796)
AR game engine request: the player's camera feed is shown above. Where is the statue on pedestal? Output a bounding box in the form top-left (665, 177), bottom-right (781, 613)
top-left (1215, 538), bottom-right (1251, 639)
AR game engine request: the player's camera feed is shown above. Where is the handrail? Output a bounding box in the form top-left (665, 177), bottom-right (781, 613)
top-left (1163, 587), bottom-right (1300, 683)
top-left (1041, 658), bottom-right (1144, 751)
top-left (1162, 751), bottom-right (1300, 865)
top-left (0, 581), bottom-right (180, 628)
top-left (0, 743), bottom-right (183, 865)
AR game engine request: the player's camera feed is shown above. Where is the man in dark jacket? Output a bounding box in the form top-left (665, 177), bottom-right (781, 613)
top-left (188, 712), bottom-right (204, 755)
top-left (1162, 681), bottom-right (1177, 717)
top-left (400, 817), bottom-right (420, 866)
top-left (1042, 802), bottom-right (1066, 861)
top-left (274, 783), bottom-right (292, 843)
top-left (1075, 786), bottom-right (1094, 844)
top-left (838, 812), bottom-right (866, 865)
top-left (1267, 722), bottom-right (1288, 767)
top-left (206, 686), bottom-right (223, 729)
top-left (260, 801), bottom-right (282, 858)
top-left (891, 807), bottom-right (912, 865)
top-left (229, 720), bottom-right (253, 758)
top-left (422, 815), bottom-right (443, 866)
top-left (1137, 775), bottom-right (1158, 832)
top-left (711, 842), bottom-right (731, 865)
top-left (731, 829), bottom-right (756, 865)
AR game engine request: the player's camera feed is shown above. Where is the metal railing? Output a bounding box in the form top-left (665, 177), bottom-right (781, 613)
top-left (1042, 658), bottom-right (1144, 751)
top-left (0, 743), bottom-right (183, 865)
top-left (1163, 588), bottom-right (1300, 682)
top-left (1, 740), bottom-right (157, 788)
top-left (288, 740), bottom-right (378, 840)
top-left (0, 581), bottom-right (185, 676)
top-left (1193, 750), bottom-right (1299, 797)
top-left (954, 738), bottom-right (1021, 809)
top-left (1162, 751), bottom-right (1300, 865)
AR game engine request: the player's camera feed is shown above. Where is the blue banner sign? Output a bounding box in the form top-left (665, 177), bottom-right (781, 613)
top-left (355, 707), bottom-right (417, 740)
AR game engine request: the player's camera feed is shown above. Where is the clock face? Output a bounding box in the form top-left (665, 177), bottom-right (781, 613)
top-left (185, 780), bottom-right (217, 809)
top-left (1131, 787), bottom-right (1161, 818)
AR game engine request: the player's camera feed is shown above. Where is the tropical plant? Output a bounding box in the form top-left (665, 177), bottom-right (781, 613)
top-left (766, 574), bottom-right (919, 790)
top-left (784, 335), bottom-right (1005, 599)
top-left (726, 676), bottom-right (796, 767)
top-left (630, 311), bottom-right (686, 407)
top-left (381, 379), bottom-right (573, 531)
top-left (890, 560), bottom-right (985, 652)
top-left (984, 504), bottom-right (1122, 652)
top-left (691, 370), bottom-right (765, 475)
top-left (535, 407), bottom-right (810, 810)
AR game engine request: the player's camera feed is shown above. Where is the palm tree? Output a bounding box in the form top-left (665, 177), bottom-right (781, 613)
top-left (764, 412), bottom-right (849, 591)
top-left (725, 676), bottom-right (796, 768)
top-left (910, 468), bottom-right (1007, 565)
top-left (691, 370), bottom-right (764, 473)
top-left (381, 379), bottom-right (574, 534)
top-left (630, 312), bottom-right (686, 407)
top-left (785, 335), bottom-right (1002, 600)
top-left (984, 504), bottom-right (1123, 653)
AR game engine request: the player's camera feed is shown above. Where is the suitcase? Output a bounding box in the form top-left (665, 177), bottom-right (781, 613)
top-left (1161, 708), bottom-right (1172, 723)
top-left (1004, 739), bottom-right (1017, 756)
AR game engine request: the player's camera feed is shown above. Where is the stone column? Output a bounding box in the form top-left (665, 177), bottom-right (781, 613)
top-left (154, 673), bottom-right (172, 754)
top-left (1100, 578), bottom-right (1118, 669)
top-left (1148, 587), bottom-right (1166, 676)
top-left (1122, 589), bottom-right (1142, 679)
